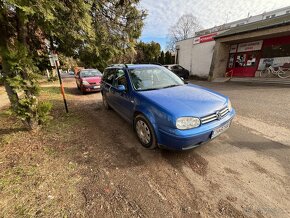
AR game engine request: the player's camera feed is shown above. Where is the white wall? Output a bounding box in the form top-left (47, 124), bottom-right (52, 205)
top-left (176, 38), bottom-right (194, 72)
top-left (191, 41), bottom-right (215, 78)
top-left (177, 39), bottom-right (215, 78)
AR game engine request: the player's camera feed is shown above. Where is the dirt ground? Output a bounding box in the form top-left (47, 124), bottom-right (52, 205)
top-left (0, 78), bottom-right (289, 217)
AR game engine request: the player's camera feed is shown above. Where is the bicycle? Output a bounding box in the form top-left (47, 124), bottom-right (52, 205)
top-left (259, 66), bottom-right (290, 79)
top-left (225, 69), bottom-right (234, 78)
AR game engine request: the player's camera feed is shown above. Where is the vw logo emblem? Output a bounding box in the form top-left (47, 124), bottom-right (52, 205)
top-left (216, 111), bottom-right (222, 120)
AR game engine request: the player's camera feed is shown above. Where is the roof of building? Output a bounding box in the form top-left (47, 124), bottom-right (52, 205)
top-left (215, 13), bottom-right (290, 39)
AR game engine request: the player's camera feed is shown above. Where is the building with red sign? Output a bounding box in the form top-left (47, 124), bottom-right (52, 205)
top-left (176, 6), bottom-right (290, 80)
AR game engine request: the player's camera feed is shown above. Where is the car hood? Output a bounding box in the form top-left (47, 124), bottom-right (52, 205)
top-left (138, 84), bottom-right (228, 117)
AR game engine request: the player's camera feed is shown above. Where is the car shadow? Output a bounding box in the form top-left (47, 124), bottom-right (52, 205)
top-left (64, 87), bottom-right (100, 96)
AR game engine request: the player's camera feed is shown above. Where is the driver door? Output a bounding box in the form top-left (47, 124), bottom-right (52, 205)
top-left (112, 71), bottom-right (134, 122)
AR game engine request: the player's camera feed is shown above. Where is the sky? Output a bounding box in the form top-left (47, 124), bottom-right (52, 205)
top-left (139, 0), bottom-right (290, 50)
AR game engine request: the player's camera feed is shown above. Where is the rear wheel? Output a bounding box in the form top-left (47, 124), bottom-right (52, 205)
top-left (134, 114), bottom-right (157, 149)
top-left (278, 69), bottom-right (290, 79)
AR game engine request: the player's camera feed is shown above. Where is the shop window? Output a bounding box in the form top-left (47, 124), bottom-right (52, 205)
top-left (246, 53), bottom-right (258, 66)
top-left (235, 54), bottom-right (247, 67)
top-left (228, 54), bottom-right (235, 68)
top-left (232, 52), bottom-right (258, 68)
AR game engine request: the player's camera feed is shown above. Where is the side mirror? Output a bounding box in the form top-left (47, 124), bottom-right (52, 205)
top-left (180, 77), bottom-right (184, 81)
top-left (117, 85), bottom-right (126, 92)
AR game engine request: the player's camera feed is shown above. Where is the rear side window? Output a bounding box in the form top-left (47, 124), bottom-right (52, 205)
top-left (102, 69), bottom-right (116, 85)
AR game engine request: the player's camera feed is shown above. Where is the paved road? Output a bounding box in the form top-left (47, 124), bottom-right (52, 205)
top-left (60, 78), bottom-right (290, 217)
top-left (192, 80), bottom-right (290, 129)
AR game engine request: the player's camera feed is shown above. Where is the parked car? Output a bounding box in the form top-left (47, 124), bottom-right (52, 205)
top-left (164, 64), bottom-right (189, 79)
top-left (68, 70), bottom-right (75, 75)
top-left (101, 64), bottom-right (235, 150)
top-left (75, 69), bottom-right (102, 94)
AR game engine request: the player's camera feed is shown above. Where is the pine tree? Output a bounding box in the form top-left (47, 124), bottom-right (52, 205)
top-left (0, 0), bottom-right (146, 130)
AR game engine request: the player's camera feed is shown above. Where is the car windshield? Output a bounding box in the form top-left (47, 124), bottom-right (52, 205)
top-left (80, 69), bottom-right (102, 78)
top-left (128, 66), bottom-right (184, 91)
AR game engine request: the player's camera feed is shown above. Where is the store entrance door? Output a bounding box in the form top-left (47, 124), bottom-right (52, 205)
top-left (227, 41), bottom-right (263, 77)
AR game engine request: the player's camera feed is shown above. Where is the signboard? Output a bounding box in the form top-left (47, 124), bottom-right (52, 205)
top-left (193, 33), bottom-right (217, 44)
top-left (193, 37), bottom-right (200, 44)
top-left (230, 44), bottom-right (238, 53)
top-left (49, 54), bottom-right (59, 67)
top-left (237, 40), bottom-right (263, 53)
top-left (200, 33), bottom-right (218, 43)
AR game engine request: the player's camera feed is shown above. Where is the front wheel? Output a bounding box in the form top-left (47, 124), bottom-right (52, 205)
top-left (134, 114), bottom-right (157, 149)
top-left (278, 70), bottom-right (290, 79)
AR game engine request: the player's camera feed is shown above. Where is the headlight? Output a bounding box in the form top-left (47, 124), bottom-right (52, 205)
top-left (82, 80), bottom-right (89, 85)
top-left (176, 117), bottom-right (200, 130)
top-left (228, 100), bottom-right (232, 111)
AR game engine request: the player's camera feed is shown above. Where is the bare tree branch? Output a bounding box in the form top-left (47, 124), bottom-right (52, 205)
top-left (166, 14), bottom-right (202, 51)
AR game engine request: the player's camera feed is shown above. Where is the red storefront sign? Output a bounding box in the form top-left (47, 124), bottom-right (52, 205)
top-left (237, 40), bottom-right (263, 52)
top-left (200, 33), bottom-right (217, 43)
top-left (193, 33), bottom-right (218, 44)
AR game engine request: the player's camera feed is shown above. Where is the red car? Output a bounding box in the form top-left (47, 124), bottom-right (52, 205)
top-left (75, 69), bottom-right (102, 94)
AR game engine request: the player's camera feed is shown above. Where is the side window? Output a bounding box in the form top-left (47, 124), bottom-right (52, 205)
top-left (103, 69), bottom-right (116, 85)
top-left (113, 70), bottom-right (128, 90)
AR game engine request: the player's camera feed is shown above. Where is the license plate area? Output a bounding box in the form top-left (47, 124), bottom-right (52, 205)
top-left (93, 85), bottom-right (100, 89)
top-left (211, 121), bottom-right (231, 139)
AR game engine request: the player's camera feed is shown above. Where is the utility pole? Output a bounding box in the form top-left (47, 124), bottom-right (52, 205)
top-left (55, 59), bottom-right (69, 113)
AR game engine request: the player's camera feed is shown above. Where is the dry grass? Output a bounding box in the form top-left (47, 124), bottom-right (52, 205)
top-left (0, 84), bottom-right (86, 217)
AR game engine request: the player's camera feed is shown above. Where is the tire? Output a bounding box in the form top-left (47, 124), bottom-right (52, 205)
top-left (134, 114), bottom-right (157, 149)
top-left (278, 70), bottom-right (290, 79)
top-left (102, 94), bottom-right (111, 110)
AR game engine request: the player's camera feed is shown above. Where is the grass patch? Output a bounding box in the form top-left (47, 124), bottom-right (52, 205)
top-left (41, 86), bottom-right (60, 95)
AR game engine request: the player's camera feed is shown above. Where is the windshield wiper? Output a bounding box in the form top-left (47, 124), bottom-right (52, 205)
top-left (162, 84), bottom-right (181, 89)
top-left (140, 87), bottom-right (162, 91)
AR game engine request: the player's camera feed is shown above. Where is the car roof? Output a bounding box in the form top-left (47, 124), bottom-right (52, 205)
top-left (81, 68), bottom-right (99, 70)
top-left (106, 64), bottom-right (163, 70)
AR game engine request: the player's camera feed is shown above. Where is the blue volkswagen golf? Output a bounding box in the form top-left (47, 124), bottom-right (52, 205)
top-left (101, 64), bottom-right (235, 150)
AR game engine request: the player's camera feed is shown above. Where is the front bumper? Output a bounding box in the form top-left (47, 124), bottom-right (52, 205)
top-left (157, 109), bottom-right (236, 150)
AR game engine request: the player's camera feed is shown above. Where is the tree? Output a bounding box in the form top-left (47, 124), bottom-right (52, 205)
top-left (166, 14), bottom-right (202, 51)
top-left (158, 51), bottom-right (165, 65)
top-left (0, 0), bottom-right (145, 130)
top-left (135, 41), bottom-right (161, 63)
top-left (165, 51), bottom-right (173, 65)
top-left (79, 0), bottom-right (146, 69)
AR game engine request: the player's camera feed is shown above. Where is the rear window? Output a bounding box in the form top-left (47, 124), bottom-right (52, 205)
top-left (80, 69), bottom-right (102, 78)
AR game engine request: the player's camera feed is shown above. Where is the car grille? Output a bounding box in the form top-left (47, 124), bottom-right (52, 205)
top-left (89, 82), bottom-right (97, 85)
top-left (200, 107), bottom-right (229, 124)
